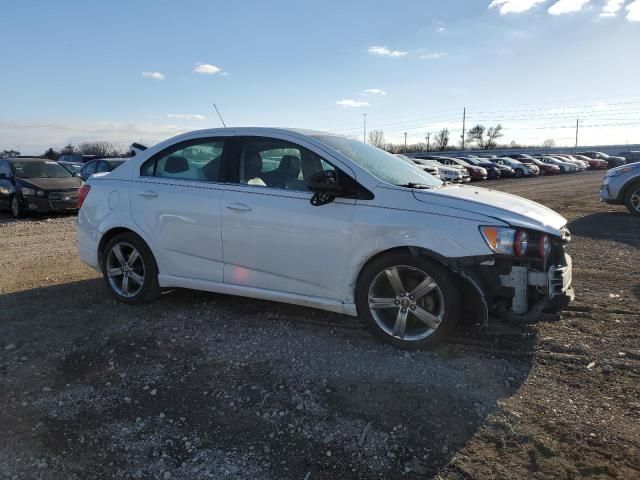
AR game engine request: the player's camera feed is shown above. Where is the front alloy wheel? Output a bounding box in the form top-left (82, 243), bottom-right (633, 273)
top-left (357, 253), bottom-right (460, 349)
top-left (10, 196), bottom-right (22, 219)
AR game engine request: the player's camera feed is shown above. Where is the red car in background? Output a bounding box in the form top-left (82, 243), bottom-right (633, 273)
top-left (570, 154), bottom-right (608, 170)
top-left (531, 158), bottom-right (560, 175)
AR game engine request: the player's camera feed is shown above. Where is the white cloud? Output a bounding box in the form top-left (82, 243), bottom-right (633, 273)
top-left (368, 46), bottom-right (408, 57)
top-left (489, 0), bottom-right (546, 14)
top-left (142, 71), bottom-right (165, 80)
top-left (160, 114), bottom-right (206, 120)
top-left (437, 26), bottom-right (446, 32)
top-left (627, 0), bottom-right (640, 21)
top-left (362, 88), bottom-right (386, 96)
top-left (419, 52), bottom-right (447, 59)
top-left (336, 99), bottom-right (370, 108)
top-left (548, 0), bottom-right (590, 15)
top-left (600, 0), bottom-right (624, 16)
top-left (193, 63), bottom-right (223, 74)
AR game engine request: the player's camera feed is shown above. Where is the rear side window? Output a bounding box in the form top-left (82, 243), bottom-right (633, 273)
top-left (83, 161), bottom-right (98, 174)
top-left (141, 139), bottom-right (225, 182)
top-left (96, 161), bottom-right (110, 173)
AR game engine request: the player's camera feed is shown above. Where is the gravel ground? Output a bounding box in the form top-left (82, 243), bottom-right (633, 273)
top-left (0, 170), bottom-right (638, 479)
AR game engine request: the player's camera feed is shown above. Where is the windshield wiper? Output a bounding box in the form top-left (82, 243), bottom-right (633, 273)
top-left (397, 182), bottom-right (433, 189)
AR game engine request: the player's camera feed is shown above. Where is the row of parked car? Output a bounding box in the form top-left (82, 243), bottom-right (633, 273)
top-left (397, 150), bottom-right (635, 183)
top-left (0, 155), bottom-right (129, 218)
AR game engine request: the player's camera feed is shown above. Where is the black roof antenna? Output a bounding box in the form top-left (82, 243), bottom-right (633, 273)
top-left (213, 104), bottom-right (227, 128)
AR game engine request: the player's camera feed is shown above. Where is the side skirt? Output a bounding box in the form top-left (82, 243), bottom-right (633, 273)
top-left (157, 275), bottom-right (358, 317)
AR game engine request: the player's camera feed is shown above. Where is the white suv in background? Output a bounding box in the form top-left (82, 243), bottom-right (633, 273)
top-left (77, 128), bottom-right (574, 349)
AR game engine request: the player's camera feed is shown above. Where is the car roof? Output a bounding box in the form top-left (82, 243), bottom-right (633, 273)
top-left (6, 157), bottom-right (47, 162)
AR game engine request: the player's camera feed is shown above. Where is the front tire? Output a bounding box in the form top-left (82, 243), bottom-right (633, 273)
top-left (10, 196), bottom-right (23, 219)
top-left (356, 253), bottom-right (461, 350)
top-left (101, 232), bottom-right (160, 304)
top-left (514, 168), bottom-right (524, 178)
top-left (625, 183), bottom-right (640, 216)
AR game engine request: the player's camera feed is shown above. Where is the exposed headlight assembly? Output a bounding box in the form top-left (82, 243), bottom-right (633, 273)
top-left (480, 226), bottom-right (548, 258)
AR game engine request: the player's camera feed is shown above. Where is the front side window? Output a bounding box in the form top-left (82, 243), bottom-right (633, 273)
top-left (311, 135), bottom-right (442, 188)
top-left (142, 139), bottom-right (224, 182)
top-left (237, 137), bottom-right (334, 191)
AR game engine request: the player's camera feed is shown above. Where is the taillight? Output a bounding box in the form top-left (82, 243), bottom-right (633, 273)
top-left (514, 230), bottom-right (528, 256)
top-left (78, 184), bottom-right (91, 209)
top-left (539, 235), bottom-right (551, 258)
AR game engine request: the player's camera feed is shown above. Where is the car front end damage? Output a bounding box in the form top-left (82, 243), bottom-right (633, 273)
top-left (452, 226), bottom-right (574, 326)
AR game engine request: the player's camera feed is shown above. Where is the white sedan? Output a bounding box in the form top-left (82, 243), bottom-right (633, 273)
top-left (77, 128), bottom-right (574, 349)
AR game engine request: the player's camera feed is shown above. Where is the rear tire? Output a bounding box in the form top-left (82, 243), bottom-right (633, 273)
top-left (625, 183), bottom-right (640, 216)
top-left (514, 168), bottom-right (524, 178)
top-left (356, 252), bottom-right (461, 350)
top-left (101, 232), bottom-right (160, 304)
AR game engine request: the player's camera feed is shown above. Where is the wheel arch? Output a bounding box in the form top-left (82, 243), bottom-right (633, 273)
top-left (620, 178), bottom-right (640, 202)
top-left (354, 246), bottom-right (488, 326)
top-left (98, 227), bottom-right (157, 270)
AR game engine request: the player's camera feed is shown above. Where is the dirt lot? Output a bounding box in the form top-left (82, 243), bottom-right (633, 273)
top-left (1, 170), bottom-right (638, 479)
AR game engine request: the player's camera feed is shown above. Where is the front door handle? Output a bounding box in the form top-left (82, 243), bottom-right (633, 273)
top-left (226, 202), bottom-right (252, 212)
top-left (138, 190), bottom-right (159, 198)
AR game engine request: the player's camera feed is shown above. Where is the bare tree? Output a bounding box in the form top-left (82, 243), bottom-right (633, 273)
top-left (466, 124), bottom-right (503, 150)
top-left (542, 138), bottom-right (555, 148)
top-left (43, 148), bottom-right (59, 160)
top-left (466, 125), bottom-right (485, 149)
top-left (78, 141), bottom-right (127, 157)
top-left (368, 130), bottom-right (386, 149)
top-left (0, 149), bottom-right (20, 158)
top-left (433, 128), bottom-right (450, 151)
top-left (484, 124), bottom-right (503, 150)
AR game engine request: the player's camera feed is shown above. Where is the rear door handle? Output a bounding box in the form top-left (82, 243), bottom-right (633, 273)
top-left (138, 190), bottom-right (159, 198)
top-left (226, 202), bottom-right (252, 212)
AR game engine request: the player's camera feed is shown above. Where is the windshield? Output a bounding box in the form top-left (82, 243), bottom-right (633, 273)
top-left (12, 160), bottom-right (72, 178)
top-left (312, 135), bottom-right (442, 187)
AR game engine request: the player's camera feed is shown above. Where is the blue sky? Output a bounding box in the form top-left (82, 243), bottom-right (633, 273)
top-left (1, 0), bottom-right (639, 153)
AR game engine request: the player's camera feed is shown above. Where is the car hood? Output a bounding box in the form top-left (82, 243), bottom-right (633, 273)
top-left (413, 184), bottom-right (567, 236)
top-left (19, 177), bottom-right (82, 191)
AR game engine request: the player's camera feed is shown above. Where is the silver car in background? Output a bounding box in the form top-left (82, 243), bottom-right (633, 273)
top-left (600, 162), bottom-right (640, 216)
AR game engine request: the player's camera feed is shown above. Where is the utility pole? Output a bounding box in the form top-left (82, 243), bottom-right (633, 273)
top-left (404, 132), bottom-right (408, 151)
top-left (426, 133), bottom-right (430, 152)
top-left (363, 113), bottom-right (367, 143)
top-left (575, 118), bottom-right (579, 148)
top-left (461, 107), bottom-right (466, 150)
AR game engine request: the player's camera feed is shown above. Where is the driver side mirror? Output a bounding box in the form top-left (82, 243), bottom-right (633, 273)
top-left (307, 170), bottom-right (345, 206)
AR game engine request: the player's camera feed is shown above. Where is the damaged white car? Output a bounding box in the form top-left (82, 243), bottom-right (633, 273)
top-left (77, 128), bottom-right (574, 349)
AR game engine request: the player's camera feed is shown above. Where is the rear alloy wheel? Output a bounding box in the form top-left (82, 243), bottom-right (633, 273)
top-left (357, 253), bottom-right (460, 349)
top-left (539, 168), bottom-right (546, 176)
top-left (514, 168), bottom-right (524, 178)
top-left (10, 196), bottom-right (23, 219)
top-left (102, 233), bottom-right (160, 304)
top-left (625, 184), bottom-right (640, 216)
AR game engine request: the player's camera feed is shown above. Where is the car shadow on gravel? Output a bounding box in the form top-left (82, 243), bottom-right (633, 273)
top-left (0, 211), bottom-right (77, 225)
top-left (1, 280), bottom-right (536, 479)
top-left (567, 212), bottom-right (640, 248)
